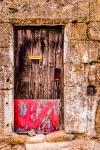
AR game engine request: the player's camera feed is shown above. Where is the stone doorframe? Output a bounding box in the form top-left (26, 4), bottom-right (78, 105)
top-left (3, 18), bottom-right (98, 137)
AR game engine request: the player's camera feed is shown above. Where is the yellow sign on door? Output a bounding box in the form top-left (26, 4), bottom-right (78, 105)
top-left (28, 56), bottom-right (43, 60)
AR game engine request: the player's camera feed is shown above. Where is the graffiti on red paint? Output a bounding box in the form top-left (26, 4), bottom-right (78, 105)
top-left (18, 102), bottom-right (28, 116)
top-left (14, 99), bottom-right (61, 134)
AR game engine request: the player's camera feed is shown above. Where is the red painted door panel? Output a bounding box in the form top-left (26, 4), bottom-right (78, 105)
top-left (14, 99), bottom-right (61, 134)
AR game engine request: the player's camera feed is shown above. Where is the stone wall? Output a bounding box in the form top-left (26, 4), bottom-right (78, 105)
top-left (64, 22), bottom-right (100, 135)
top-left (0, 0), bottom-right (99, 137)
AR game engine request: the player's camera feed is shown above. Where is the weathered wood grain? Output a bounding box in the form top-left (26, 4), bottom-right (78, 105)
top-left (14, 27), bottom-right (63, 99)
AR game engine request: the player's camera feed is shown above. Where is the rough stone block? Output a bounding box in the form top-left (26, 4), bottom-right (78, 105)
top-left (64, 63), bottom-right (86, 87)
top-left (89, 41), bottom-right (100, 62)
top-left (0, 144), bottom-right (11, 150)
top-left (88, 64), bottom-right (97, 85)
top-left (0, 90), bottom-right (13, 133)
top-left (0, 90), bottom-right (13, 131)
top-left (64, 0), bottom-right (89, 4)
top-left (64, 41), bottom-right (89, 64)
top-left (71, 1), bottom-right (89, 22)
top-left (0, 0), bottom-right (89, 23)
top-left (46, 130), bottom-right (75, 142)
top-left (25, 140), bottom-right (100, 150)
top-left (87, 90), bottom-right (99, 137)
top-left (27, 129), bottom-right (36, 137)
top-left (12, 144), bottom-right (25, 150)
top-left (84, 63), bottom-right (100, 86)
top-left (27, 134), bottom-right (46, 143)
top-left (7, 135), bottom-right (27, 145)
top-left (0, 48), bottom-right (11, 66)
top-left (90, 1), bottom-right (100, 21)
top-left (0, 65), bottom-right (13, 90)
top-left (54, 1), bottom-right (89, 22)
top-left (88, 22), bottom-right (100, 41)
top-left (96, 63), bottom-right (100, 85)
top-left (64, 86), bottom-right (88, 133)
top-left (0, 23), bottom-right (12, 47)
top-left (0, 48), bottom-right (13, 90)
top-left (65, 23), bottom-right (87, 41)
top-left (0, 91), bottom-right (4, 129)
top-left (26, 142), bottom-right (68, 150)
top-left (64, 85), bottom-right (99, 135)
top-left (96, 87), bottom-right (100, 134)
top-left (0, 1), bottom-right (10, 22)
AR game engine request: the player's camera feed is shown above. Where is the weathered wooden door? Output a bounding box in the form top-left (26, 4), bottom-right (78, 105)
top-left (14, 26), bottom-right (63, 133)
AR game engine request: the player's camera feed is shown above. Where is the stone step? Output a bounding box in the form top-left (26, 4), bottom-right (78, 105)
top-left (46, 130), bottom-right (75, 142)
top-left (1, 130), bottom-right (75, 144)
top-left (26, 140), bottom-right (100, 150)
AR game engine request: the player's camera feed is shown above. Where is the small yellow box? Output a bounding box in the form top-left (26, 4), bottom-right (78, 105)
top-left (28, 56), bottom-right (43, 60)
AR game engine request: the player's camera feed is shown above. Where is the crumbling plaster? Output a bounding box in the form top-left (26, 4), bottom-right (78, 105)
top-left (0, 0), bottom-right (99, 139)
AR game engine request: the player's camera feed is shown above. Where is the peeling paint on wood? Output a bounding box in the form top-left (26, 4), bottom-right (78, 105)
top-left (14, 99), bottom-right (61, 134)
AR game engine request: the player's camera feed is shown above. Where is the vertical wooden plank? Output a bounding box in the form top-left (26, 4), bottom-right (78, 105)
top-left (32, 29), bottom-right (42, 56)
top-left (55, 30), bottom-right (62, 69)
top-left (19, 29), bottom-right (31, 99)
top-left (55, 29), bottom-right (63, 99)
top-left (26, 29), bottom-right (33, 99)
top-left (31, 29), bottom-right (41, 99)
top-left (60, 28), bottom-right (64, 117)
top-left (41, 29), bottom-right (48, 66)
top-left (15, 29), bottom-right (23, 98)
top-left (30, 29), bottom-right (35, 99)
top-left (14, 29), bottom-right (19, 99)
top-left (15, 29), bottom-right (32, 99)
top-left (38, 62), bottom-right (42, 99)
top-left (41, 29), bottom-right (49, 99)
top-left (48, 29), bottom-right (56, 99)
top-left (17, 29), bottom-right (24, 98)
top-left (38, 29), bottom-right (43, 99)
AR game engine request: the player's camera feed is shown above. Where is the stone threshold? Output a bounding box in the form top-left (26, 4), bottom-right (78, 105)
top-left (0, 130), bottom-right (99, 145)
top-left (0, 130), bottom-right (76, 145)
top-left (0, 139), bottom-right (100, 150)
top-left (25, 139), bottom-right (100, 150)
